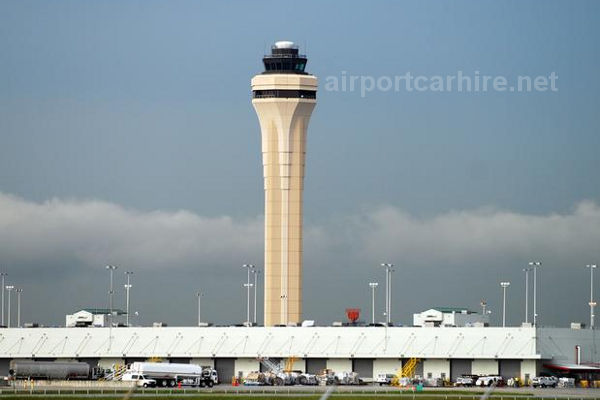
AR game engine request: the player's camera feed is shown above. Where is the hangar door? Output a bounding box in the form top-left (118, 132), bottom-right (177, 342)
top-left (352, 358), bottom-right (373, 379)
top-left (450, 359), bottom-right (472, 381)
top-left (414, 359), bottom-right (424, 377)
top-left (306, 358), bottom-right (327, 374)
top-left (499, 360), bottom-right (520, 379)
top-left (0, 359), bottom-right (10, 375)
top-left (214, 358), bottom-right (235, 383)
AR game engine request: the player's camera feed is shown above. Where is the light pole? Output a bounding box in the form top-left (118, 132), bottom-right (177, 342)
top-left (196, 291), bottom-right (204, 325)
top-left (587, 264), bottom-right (597, 329)
top-left (369, 282), bottom-right (378, 324)
top-left (501, 282), bottom-right (510, 327)
top-left (5, 285), bottom-right (14, 328)
top-left (252, 269), bottom-right (260, 325)
top-left (1, 272), bottom-right (6, 326)
top-left (106, 265), bottom-right (118, 328)
top-left (242, 264), bottom-right (255, 326)
top-left (523, 267), bottom-right (531, 324)
top-left (16, 288), bottom-right (22, 327)
top-left (380, 263), bottom-right (394, 325)
top-left (529, 261), bottom-right (541, 326)
top-left (106, 265), bottom-right (118, 315)
top-left (124, 271), bottom-right (133, 327)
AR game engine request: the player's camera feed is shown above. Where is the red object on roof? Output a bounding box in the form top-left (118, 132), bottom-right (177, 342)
top-left (346, 308), bottom-right (360, 323)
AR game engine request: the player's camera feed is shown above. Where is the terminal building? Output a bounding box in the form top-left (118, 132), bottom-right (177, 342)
top-left (0, 325), bottom-right (597, 382)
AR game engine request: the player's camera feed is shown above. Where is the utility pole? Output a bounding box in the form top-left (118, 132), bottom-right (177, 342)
top-left (369, 282), bottom-right (378, 324)
top-left (587, 265), bottom-right (597, 329)
top-left (380, 263), bottom-right (394, 325)
top-left (529, 261), bottom-right (541, 326)
top-left (501, 282), bottom-right (511, 328)
top-left (523, 267), bottom-right (531, 324)
top-left (5, 285), bottom-right (14, 328)
top-left (1, 272), bottom-right (7, 326)
top-left (16, 288), bottom-right (22, 327)
top-left (253, 269), bottom-right (260, 325)
top-left (124, 271), bottom-right (133, 327)
top-left (242, 264), bottom-right (255, 326)
top-left (196, 291), bottom-right (204, 325)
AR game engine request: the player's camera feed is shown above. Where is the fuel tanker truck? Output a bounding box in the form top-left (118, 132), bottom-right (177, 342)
top-left (124, 362), bottom-right (218, 387)
top-left (9, 360), bottom-right (90, 380)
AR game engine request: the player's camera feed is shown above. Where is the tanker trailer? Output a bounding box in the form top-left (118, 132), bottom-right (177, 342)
top-left (9, 360), bottom-right (90, 380)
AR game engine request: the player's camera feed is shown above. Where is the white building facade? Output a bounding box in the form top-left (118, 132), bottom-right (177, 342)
top-left (0, 325), bottom-right (595, 382)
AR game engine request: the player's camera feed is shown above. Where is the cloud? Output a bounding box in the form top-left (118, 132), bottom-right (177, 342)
top-left (354, 202), bottom-right (600, 267)
top-left (0, 193), bottom-right (263, 274)
top-left (1, 192), bottom-right (599, 325)
top-left (2, 192), bottom-right (599, 274)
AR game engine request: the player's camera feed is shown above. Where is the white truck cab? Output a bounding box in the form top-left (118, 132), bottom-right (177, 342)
top-left (375, 373), bottom-right (395, 385)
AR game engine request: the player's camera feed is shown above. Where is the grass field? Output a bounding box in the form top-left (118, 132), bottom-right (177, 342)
top-left (0, 392), bottom-right (595, 400)
top-left (0, 396), bottom-right (593, 400)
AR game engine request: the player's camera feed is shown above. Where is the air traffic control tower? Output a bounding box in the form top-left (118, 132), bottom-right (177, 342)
top-left (251, 41), bottom-right (317, 326)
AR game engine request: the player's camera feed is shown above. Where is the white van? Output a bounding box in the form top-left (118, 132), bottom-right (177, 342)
top-left (375, 373), bottom-right (395, 385)
top-left (121, 373), bottom-right (156, 388)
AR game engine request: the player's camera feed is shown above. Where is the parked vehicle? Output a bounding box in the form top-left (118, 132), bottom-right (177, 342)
top-left (316, 369), bottom-right (361, 385)
top-left (9, 360), bottom-right (90, 380)
top-left (121, 373), bottom-right (156, 388)
top-left (376, 373), bottom-right (395, 386)
top-left (289, 370), bottom-right (318, 385)
top-left (126, 362), bottom-right (218, 388)
top-left (557, 377), bottom-right (575, 388)
top-left (475, 375), bottom-right (503, 387)
top-left (455, 374), bottom-right (479, 387)
top-left (531, 376), bottom-right (558, 388)
top-left (335, 371), bottom-right (362, 385)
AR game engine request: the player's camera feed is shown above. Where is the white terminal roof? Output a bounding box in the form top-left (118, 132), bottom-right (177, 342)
top-left (0, 326), bottom-right (541, 359)
top-left (0, 326), bottom-right (591, 363)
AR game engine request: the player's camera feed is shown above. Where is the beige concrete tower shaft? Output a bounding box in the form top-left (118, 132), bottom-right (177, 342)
top-left (252, 74), bottom-right (317, 326)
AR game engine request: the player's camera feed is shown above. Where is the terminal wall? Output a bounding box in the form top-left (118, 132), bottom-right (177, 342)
top-left (373, 359), bottom-right (402, 378)
top-left (423, 359), bottom-right (450, 379)
top-left (234, 358), bottom-right (260, 377)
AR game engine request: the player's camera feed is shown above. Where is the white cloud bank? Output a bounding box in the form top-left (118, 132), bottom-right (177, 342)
top-left (1, 192), bottom-right (599, 273)
top-left (0, 193), bottom-right (262, 272)
top-left (354, 202), bottom-right (600, 266)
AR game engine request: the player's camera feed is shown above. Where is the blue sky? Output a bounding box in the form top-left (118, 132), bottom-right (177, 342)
top-left (0, 1), bottom-right (599, 327)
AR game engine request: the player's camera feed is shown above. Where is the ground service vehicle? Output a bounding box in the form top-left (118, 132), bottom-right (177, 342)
top-left (121, 373), bottom-right (156, 387)
top-left (9, 360), bottom-right (90, 380)
top-left (532, 376), bottom-right (558, 388)
top-left (317, 369), bottom-right (361, 385)
top-left (126, 362), bottom-right (218, 387)
top-left (455, 375), bottom-right (479, 387)
top-left (376, 373), bottom-right (395, 385)
top-left (475, 375), bottom-right (503, 387)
